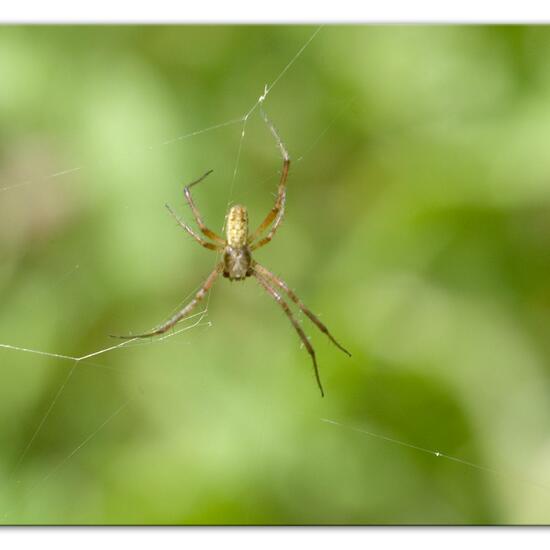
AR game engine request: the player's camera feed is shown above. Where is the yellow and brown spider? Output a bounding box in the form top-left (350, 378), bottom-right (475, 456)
top-left (114, 106), bottom-right (350, 396)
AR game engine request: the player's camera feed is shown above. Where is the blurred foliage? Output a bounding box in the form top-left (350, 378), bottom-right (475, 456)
top-left (1, 25), bottom-right (550, 524)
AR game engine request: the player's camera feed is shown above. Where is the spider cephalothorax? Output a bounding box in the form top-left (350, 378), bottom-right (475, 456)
top-left (113, 104), bottom-right (350, 396)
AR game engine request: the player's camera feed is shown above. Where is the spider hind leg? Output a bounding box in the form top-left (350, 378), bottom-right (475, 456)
top-left (253, 271), bottom-right (325, 397)
top-left (110, 263), bottom-right (223, 339)
top-left (254, 263), bottom-right (351, 357)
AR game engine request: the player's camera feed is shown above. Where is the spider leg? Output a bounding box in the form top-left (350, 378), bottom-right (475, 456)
top-left (111, 263), bottom-right (223, 339)
top-left (183, 170), bottom-right (225, 245)
top-left (165, 203), bottom-right (223, 251)
top-left (253, 271), bottom-right (324, 397)
top-left (249, 105), bottom-right (290, 251)
top-left (254, 263), bottom-right (351, 357)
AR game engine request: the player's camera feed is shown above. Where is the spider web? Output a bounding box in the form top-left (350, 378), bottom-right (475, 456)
top-left (0, 25), bottom-right (334, 521)
top-left (1, 25), bottom-right (549, 524)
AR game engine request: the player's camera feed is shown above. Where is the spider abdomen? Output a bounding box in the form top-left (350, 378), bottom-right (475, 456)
top-left (226, 204), bottom-right (249, 248)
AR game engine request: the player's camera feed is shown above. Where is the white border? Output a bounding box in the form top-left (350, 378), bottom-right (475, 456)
top-left (2, 0), bottom-right (550, 23)
top-left (1, 527), bottom-right (549, 550)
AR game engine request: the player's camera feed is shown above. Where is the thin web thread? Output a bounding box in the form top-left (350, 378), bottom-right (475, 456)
top-left (0, 166), bottom-right (83, 194)
top-left (10, 398), bottom-right (133, 519)
top-left (0, 119), bottom-right (245, 194)
top-left (10, 361), bottom-right (79, 480)
top-left (0, 28), bottom-right (323, 195)
top-left (2, 370), bottom-right (133, 520)
top-left (1, 399), bottom-right (132, 521)
top-left (0, 309), bottom-right (209, 365)
top-left (321, 418), bottom-right (550, 494)
top-left (38, 400), bottom-right (132, 487)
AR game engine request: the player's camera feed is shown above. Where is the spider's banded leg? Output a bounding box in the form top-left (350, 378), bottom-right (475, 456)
top-left (165, 204), bottom-right (223, 251)
top-left (111, 263), bottom-right (223, 339)
top-left (183, 170), bottom-right (225, 245)
top-left (254, 272), bottom-right (324, 397)
top-left (254, 263), bottom-right (351, 357)
top-left (249, 105), bottom-right (290, 250)
top-left (249, 196), bottom-right (287, 251)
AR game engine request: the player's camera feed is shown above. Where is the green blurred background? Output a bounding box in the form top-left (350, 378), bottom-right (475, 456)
top-left (1, 25), bottom-right (550, 524)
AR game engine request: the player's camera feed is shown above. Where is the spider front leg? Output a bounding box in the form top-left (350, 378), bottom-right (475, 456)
top-left (253, 271), bottom-right (325, 397)
top-left (183, 170), bottom-right (225, 245)
top-left (111, 263), bottom-right (223, 339)
top-left (249, 105), bottom-right (290, 251)
top-left (165, 203), bottom-right (223, 251)
top-left (254, 263), bottom-right (351, 357)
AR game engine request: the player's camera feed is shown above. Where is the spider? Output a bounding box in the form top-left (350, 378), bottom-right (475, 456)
top-left (113, 105), bottom-right (351, 396)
